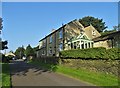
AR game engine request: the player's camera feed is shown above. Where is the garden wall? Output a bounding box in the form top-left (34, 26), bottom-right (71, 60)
top-left (60, 59), bottom-right (119, 76)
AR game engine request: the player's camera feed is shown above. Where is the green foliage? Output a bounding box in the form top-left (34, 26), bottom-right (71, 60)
top-left (29, 61), bottom-right (119, 86)
top-left (101, 29), bottom-right (117, 36)
top-left (33, 46), bottom-right (39, 57)
top-left (6, 55), bottom-right (14, 60)
top-left (24, 44), bottom-right (35, 57)
top-left (15, 46), bottom-right (25, 59)
top-left (113, 24), bottom-right (120, 31)
top-left (2, 63), bottom-right (11, 87)
top-left (0, 53), bottom-right (9, 63)
top-left (33, 46), bottom-right (39, 52)
top-left (60, 47), bottom-right (120, 60)
top-left (57, 65), bottom-right (118, 86)
top-left (79, 16), bottom-right (107, 32)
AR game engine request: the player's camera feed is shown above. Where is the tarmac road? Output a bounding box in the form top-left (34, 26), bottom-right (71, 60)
top-left (10, 59), bottom-right (97, 87)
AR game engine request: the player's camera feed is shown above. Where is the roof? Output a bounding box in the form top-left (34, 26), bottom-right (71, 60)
top-left (38, 19), bottom-right (99, 42)
top-left (39, 24), bottom-right (66, 42)
top-left (5, 52), bottom-right (15, 56)
top-left (39, 19), bottom-right (85, 42)
top-left (93, 31), bottom-right (120, 42)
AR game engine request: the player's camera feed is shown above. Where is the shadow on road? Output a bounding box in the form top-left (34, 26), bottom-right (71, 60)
top-left (10, 59), bottom-right (52, 77)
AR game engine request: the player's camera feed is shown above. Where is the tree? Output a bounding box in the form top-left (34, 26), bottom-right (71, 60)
top-left (24, 44), bottom-right (35, 58)
top-left (33, 45), bottom-right (39, 52)
top-left (15, 46), bottom-right (25, 59)
top-left (33, 45), bottom-right (39, 57)
top-left (113, 24), bottom-right (120, 31)
top-left (79, 16), bottom-right (107, 33)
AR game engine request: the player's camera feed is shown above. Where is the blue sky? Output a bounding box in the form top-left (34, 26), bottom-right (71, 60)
top-left (2, 2), bottom-right (118, 52)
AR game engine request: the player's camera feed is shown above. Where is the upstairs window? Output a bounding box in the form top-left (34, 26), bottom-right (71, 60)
top-left (43, 39), bottom-right (46, 46)
top-left (59, 43), bottom-right (63, 51)
top-left (59, 30), bottom-right (63, 39)
top-left (92, 30), bottom-right (96, 36)
top-left (50, 35), bottom-right (52, 43)
top-left (49, 50), bottom-right (52, 54)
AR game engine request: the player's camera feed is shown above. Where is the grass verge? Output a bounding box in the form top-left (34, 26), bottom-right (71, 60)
top-left (29, 60), bottom-right (119, 87)
top-left (1, 63), bottom-right (11, 88)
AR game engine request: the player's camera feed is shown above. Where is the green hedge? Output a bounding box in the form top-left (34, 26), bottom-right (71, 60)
top-left (60, 47), bottom-right (120, 60)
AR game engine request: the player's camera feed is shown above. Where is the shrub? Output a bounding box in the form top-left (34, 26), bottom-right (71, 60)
top-left (60, 47), bottom-right (120, 60)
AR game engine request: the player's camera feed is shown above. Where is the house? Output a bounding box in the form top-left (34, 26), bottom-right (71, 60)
top-left (93, 30), bottom-right (120, 49)
top-left (36, 19), bottom-right (101, 57)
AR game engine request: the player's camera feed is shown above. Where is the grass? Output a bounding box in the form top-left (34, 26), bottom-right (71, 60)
top-left (57, 65), bottom-right (119, 87)
top-left (29, 60), bottom-right (119, 87)
top-left (0, 63), bottom-right (11, 88)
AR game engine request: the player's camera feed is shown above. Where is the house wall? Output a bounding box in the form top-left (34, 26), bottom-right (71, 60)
top-left (93, 40), bottom-right (112, 49)
top-left (84, 25), bottom-right (101, 40)
top-left (114, 34), bottom-right (120, 48)
top-left (94, 31), bottom-right (120, 49)
top-left (64, 22), bottom-right (82, 50)
top-left (37, 20), bottom-right (101, 57)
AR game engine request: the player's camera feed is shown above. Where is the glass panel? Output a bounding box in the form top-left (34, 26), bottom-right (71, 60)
top-left (50, 36), bottom-right (52, 43)
top-left (74, 42), bottom-right (76, 49)
top-left (59, 30), bottom-right (63, 39)
top-left (81, 44), bottom-right (84, 49)
top-left (59, 43), bottom-right (63, 51)
top-left (88, 42), bottom-right (90, 48)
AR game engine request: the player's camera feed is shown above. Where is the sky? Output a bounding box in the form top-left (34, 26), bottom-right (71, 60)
top-left (1, 0), bottom-right (119, 2)
top-left (1, 2), bottom-right (118, 52)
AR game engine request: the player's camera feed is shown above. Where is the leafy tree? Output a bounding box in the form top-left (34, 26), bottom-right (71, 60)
top-left (113, 24), bottom-right (120, 31)
top-left (33, 46), bottom-right (39, 52)
top-left (79, 16), bottom-right (107, 32)
top-left (24, 44), bottom-right (35, 58)
top-left (101, 29), bottom-right (116, 36)
top-left (33, 46), bottom-right (39, 57)
top-left (15, 46), bottom-right (25, 59)
top-left (9, 50), bottom-right (14, 53)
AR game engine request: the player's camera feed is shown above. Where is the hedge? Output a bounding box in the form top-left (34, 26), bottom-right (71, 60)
top-left (60, 47), bottom-right (120, 60)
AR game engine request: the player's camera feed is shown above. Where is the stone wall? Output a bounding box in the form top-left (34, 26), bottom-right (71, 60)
top-left (61, 59), bottom-right (119, 76)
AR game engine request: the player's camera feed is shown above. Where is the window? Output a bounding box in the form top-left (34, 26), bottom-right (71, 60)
top-left (43, 39), bottom-right (46, 47)
top-left (50, 36), bottom-right (52, 43)
top-left (49, 50), bottom-right (52, 54)
top-left (81, 44), bottom-right (84, 49)
top-left (42, 51), bottom-right (45, 55)
top-left (59, 30), bottom-right (63, 39)
top-left (59, 43), bottom-right (63, 51)
top-left (88, 42), bottom-right (90, 48)
top-left (74, 42), bottom-right (77, 49)
top-left (71, 43), bottom-right (73, 49)
top-left (92, 30), bottom-right (96, 36)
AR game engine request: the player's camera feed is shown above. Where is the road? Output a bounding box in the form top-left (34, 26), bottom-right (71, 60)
top-left (10, 59), bottom-right (97, 87)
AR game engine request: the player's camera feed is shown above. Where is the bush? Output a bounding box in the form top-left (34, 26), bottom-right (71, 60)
top-left (60, 47), bottom-right (120, 60)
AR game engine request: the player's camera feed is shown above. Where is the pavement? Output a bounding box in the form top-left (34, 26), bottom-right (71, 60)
top-left (10, 59), bottom-right (98, 87)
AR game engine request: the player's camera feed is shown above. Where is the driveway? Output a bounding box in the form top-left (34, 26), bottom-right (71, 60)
top-left (10, 59), bottom-right (97, 87)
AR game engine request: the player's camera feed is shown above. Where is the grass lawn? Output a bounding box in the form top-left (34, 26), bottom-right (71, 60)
top-left (29, 60), bottom-right (119, 87)
top-left (0, 63), bottom-right (11, 87)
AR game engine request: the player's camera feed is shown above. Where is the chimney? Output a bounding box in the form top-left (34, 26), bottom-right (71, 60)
top-left (51, 29), bottom-right (56, 33)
